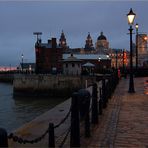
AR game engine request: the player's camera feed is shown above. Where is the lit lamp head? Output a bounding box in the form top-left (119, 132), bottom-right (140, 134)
top-left (127, 8), bottom-right (136, 25)
top-left (144, 36), bottom-right (148, 41)
top-left (21, 54), bottom-right (24, 59)
top-left (135, 23), bottom-right (139, 30)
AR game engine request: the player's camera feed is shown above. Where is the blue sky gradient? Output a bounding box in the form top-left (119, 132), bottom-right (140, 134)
top-left (0, 1), bottom-right (148, 66)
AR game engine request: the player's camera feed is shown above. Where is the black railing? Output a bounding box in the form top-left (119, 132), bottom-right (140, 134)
top-left (0, 71), bottom-right (119, 148)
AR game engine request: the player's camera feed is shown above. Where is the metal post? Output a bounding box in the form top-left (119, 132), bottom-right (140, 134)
top-left (21, 54), bottom-right (24, 73)
top-left (135, 25), bottom-right (138, 70)
top-left (91, 83), bottom-right (98, 124)
top-left (0, 128), bottom-right (8, 147)
top-left (85, 101), bottom-right (90, 138)
top-left (99, 87), bottom-right (103, 115)
top-left (48, 123), bottom-right (55, 148)
top-left (128, 26), bottom-right (135, 93)
top-left (70, 92), bottom-right (80, 147)
top-left (102, 78), bottom-right (107, 108)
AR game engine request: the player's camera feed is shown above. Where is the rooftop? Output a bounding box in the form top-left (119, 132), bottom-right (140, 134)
top-left (63, 53), bottom-right (110, 60)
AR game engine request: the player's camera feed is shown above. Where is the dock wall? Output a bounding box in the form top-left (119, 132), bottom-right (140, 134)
top-left (13, 74), bottom-right (96, 97)
top-left (0, 74), bottom-right (14, 83)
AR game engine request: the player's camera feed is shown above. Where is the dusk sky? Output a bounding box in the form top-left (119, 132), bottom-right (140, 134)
top-left (0, 1), bottom-right (148, 66)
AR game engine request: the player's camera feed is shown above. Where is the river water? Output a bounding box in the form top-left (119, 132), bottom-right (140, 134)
top-left (0, 82), bottom-right (66, 133)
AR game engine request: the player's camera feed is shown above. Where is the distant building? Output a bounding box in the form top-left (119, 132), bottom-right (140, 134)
top-left (136, 33), bottom-right (148, 67)
top-left (109, 49), bottom-right (129, 69)
top-left (63, 54), bottom-right (82, 75)
top-left (35, 38), bottom-right (63, 73)
top-left (20, 63), bottom-right (35, 73)
top-left (95, 32), bottom-right (109, 54)
top-left (63, 53), bottom-right (111, 72)
top-left (84, 32), bottom-right (94, 51)
top-left (59, 30), bottom-right (68, 51)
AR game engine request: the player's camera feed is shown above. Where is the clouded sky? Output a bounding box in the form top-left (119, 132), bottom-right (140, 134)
top-left (0, 1), bottom-right (148, 66)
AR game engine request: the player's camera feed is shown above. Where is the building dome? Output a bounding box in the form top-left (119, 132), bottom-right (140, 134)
top-left (97, 32), bottom-right (107, 40)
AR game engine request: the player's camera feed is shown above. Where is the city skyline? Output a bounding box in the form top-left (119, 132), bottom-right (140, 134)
top-left (0, 1), bottom-right (148, 66)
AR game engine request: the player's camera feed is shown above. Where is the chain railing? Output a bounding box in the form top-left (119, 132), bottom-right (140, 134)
top-left (0, 71), bottom-right (119, 148)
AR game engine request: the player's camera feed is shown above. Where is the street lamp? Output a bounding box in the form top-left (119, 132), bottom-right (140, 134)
top-left (127, 8), bottom-right (136, 93)
top-left (135, 23), bottom-right (139, 70)
top-left (21, 54), bottom-right (24, 73)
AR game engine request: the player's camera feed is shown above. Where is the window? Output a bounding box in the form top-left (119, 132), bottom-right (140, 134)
top-left (72, 63), bottom-right (75, 67)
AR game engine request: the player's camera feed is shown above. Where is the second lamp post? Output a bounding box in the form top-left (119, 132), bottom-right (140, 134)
top-left (127, 8), bottom-right (136, 93)
top-left (135, 23), bottom-right (139, 70)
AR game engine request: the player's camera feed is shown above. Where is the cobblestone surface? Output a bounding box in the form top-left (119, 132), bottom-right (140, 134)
top-left (84, 77), bottom-right (148, 148)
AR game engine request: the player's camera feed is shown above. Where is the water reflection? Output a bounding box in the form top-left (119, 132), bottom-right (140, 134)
top-left (0, 83), bottom-right (66, 133)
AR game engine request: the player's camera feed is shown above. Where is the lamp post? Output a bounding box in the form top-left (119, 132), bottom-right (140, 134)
top-left (21, 54), bottom-right (24, 73)
top-left (135, 23), bottom-right (139, 70)
top-left (127, 8), bottom-right (136, 93)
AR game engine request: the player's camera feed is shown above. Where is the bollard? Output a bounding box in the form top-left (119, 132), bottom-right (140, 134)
top-left (78, 89), bottom-right (91, 138)
top-left (99, 87), bottom-right (103, 115)
top-left (70, 92), bottom-right (80, 147)
top-left (0, 128), bottom-right (8, 147)
top-left (105, 81), bottom-right (109, 103)
top-left (91, 83), bottom-right (98, 124)
top-left (102, 78), bottom-right (107, 108)
top-left (48, 123), bottom-right (55, 148)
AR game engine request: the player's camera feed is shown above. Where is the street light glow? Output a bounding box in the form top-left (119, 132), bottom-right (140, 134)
top-left (135, 23), bottom-right (139, 29)
top-left (127, 8), bottom-right (136, 25)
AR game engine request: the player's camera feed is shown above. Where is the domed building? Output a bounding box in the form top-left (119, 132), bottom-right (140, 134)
top-left (95, 32), bottom-right (109, 53)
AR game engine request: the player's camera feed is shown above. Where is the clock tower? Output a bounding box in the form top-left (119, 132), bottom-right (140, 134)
top-left (59, 30), bottom-right (68, 50)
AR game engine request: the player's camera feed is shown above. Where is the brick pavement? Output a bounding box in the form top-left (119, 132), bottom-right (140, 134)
top-left (84, 77), bottom-right (148, 148)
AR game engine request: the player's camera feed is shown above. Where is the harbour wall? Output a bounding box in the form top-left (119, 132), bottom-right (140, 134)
top-left (13, 74), bottom-right (96, 97)
top-left (0, 73), bottom-right (14, 83)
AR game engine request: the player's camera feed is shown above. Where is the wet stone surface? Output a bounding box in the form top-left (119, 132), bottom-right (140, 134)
top-left (84, 77), bottom-right (148, 148)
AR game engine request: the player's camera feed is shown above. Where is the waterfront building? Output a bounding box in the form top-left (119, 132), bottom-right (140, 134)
top-left (35, 38), bottom-right (63, 74)
top-left (84, 32), bottom-right (95, 52)
top-left (20, 63), bottom-right (35, 73)
top-left (136, 33), bottom-right (148, 67)
top-left (95, 32), bottom-right (109, 54)
top-left (63, 53), bottom-right (111, 73)
top-left (109, 49), bottom-right (129, 69)
top-left (63, 54), bottom-right (82, 75)
top-left (59, 30), bottom-right (68, 51)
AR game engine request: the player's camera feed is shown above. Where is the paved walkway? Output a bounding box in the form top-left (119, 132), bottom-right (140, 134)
top-left (84, 77), bottom-right (148, 148)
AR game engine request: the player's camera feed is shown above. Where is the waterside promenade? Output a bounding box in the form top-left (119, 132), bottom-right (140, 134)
top-left (4, 77), bottom-right (148, 147)
top-left (83, 77), bottom-right (148, 147)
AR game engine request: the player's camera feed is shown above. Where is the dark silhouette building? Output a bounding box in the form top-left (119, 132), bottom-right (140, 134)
top-left (84, 32), bottom-right (94, 50)
top-left (59, 30), bottom-right (68, 51)
top-left (35, 38), bottom-right (63, 74)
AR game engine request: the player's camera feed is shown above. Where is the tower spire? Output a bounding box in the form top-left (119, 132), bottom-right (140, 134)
top-left (59, 30), bottom-right (67, 50)
top-left (85, 32), bottom-right (94, 50)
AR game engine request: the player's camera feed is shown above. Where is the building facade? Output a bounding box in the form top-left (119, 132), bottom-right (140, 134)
top-left (35, 38), bottom-right (63, 73)
top-left (95, 32), bottom-right (109, 53)
top-left (59, 30), bottom-right (68, 51)
top-left (136, 33), bottom-right (148, 67)
top-left (63, 54), bottom-right (82, 75)
top-left (109, 49), bottom-right (129, 69)
top-left (63, 53), bottom-right (111, 73)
